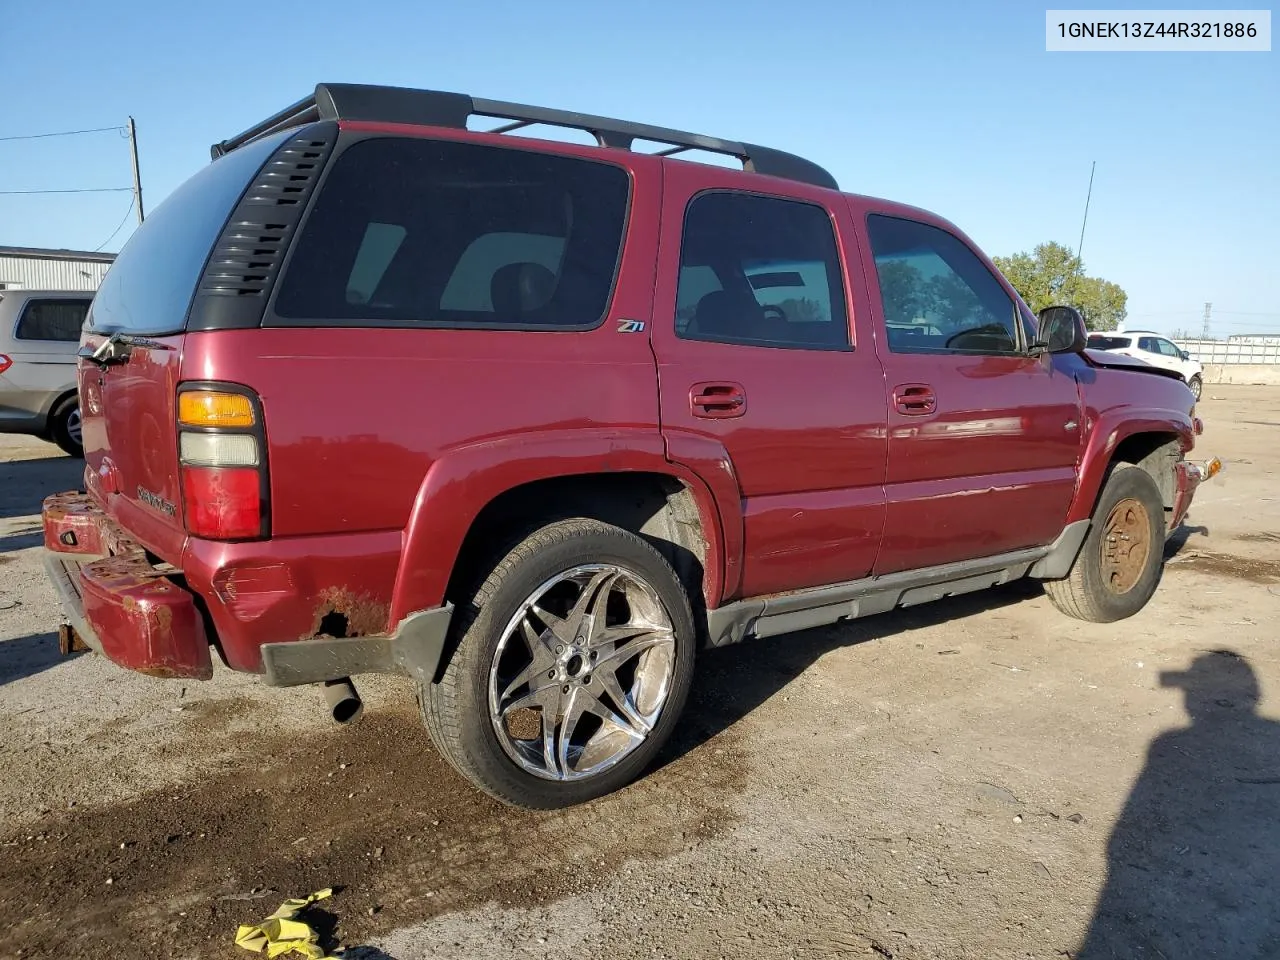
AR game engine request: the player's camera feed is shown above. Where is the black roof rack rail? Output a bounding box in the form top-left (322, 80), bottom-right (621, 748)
top-left (211, 83), bottom-right (838, 190)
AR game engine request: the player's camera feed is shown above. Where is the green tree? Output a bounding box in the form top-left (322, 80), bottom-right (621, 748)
top-left (993, 241), bottom-right (1128, 331)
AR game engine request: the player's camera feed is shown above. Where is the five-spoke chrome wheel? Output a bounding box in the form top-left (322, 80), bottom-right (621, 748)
top-left (489, 564), bottom-right (676, 781)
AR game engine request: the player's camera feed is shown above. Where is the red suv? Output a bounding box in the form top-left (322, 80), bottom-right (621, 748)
top-left (43, 83), bottom-right (1218, 808)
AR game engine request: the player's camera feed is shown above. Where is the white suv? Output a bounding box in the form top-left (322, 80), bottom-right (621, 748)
top-left (1087, 330), bottom-right (1204, 400)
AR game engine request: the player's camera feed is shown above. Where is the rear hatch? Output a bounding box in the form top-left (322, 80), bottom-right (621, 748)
top-left (79, 124), bottom-right (331, 563)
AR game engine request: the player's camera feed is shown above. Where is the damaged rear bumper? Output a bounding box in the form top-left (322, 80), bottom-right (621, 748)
top-left (41, 491), bottom-right (454, 687)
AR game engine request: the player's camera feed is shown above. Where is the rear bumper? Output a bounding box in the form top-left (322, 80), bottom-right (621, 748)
top-left (1172, 456), bottom-right (1222, 529)
top-left (41, 491), bottom-right (453, 686)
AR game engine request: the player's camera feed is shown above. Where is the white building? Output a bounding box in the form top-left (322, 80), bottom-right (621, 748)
top-left (0, 246), bottom-right (114, 291)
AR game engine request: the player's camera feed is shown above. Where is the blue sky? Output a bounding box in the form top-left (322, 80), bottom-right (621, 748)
top-left (2, 0), bottom-right (1275, 336)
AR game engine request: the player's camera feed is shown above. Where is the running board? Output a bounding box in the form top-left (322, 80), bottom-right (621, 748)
top-left (704, 525), bottom-right (1087, 648)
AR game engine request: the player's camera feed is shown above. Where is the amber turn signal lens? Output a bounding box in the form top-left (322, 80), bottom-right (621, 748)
top-left (178, 391), bottom-right (255, 428)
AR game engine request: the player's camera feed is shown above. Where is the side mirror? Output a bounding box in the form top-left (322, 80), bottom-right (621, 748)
top-left (1179, 349), bottom-right (1190, 361)
top-left (1033, 305), bottom-right (1088, 355)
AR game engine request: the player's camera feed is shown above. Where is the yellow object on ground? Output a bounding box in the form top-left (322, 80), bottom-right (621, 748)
top-left (234, 888), bottom-right (337, 959)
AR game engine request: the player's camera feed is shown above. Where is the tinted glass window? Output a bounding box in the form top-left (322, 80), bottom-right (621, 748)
top-left (1154, 338), bottom-right (1182, 357)
top-left (274, 138), bottom-right (630, 328)
top-left (1138, 337), bottom-right (1159, 352)
top-left (1087, 335), bottom-right (1130, 351)
top-left (89, 128), bottom-right (293, 335)
top-left (15, 298), bottom-right (90, 341)
top-left (676, 192), bottom-right (848, 350)
top-left (867, 215), bottom-right (1019, 355)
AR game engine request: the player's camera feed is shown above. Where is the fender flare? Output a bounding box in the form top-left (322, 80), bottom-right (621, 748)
top-left (1067, 408), bottom-right (1194, 524)
top-left (388, 428), bottom-right (744, 622)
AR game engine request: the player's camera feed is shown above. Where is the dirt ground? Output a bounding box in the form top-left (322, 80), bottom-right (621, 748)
top-left (2, 385), bottom-right (1278, 960)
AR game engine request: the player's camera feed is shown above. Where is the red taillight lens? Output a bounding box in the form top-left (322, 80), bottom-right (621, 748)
top-left (176, 384), bottom-right (267, 541)
top-left (181, 467), bottom-right (261, 540)
top-left (0, 354), bottom-right (12, 375)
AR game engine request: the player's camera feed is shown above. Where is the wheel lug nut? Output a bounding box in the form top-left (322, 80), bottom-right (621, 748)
top-left (590, 651), bottom-right (598, 660)
top-left (562, 685), bottom-right (570, 695)
top-left (547, 670), bottom-right (556, 679)
top-left (583, 674), bottom-right (592, 685)
top-left (555, 645), bottom-right (565, 654)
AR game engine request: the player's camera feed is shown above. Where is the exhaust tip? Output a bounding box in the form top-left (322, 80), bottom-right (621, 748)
top-left (322, 678), bottom-right (364, 725)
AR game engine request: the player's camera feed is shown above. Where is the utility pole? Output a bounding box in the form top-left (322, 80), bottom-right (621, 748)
top-left (127, 116), bottom-right (145, 224)
top-left (1201, 302), bottom-right (1212, 339)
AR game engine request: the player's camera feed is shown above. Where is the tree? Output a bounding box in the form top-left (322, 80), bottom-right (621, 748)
top-left (993, 241), bottom-right (1128, 331)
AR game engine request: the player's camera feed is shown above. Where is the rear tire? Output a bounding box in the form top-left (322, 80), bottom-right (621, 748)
top-left (1044, 464), bottom-right (1165, 623)
top-left (421, 518), bottom-right (696, 809)
top-left (49, 397), bottom-right (83, 458)
top-left (1188, 374), bottom-right (1203, 401)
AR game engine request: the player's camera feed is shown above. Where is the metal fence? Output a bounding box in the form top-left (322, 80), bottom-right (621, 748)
top-left (1173, 338), bottom-right (1280, 365)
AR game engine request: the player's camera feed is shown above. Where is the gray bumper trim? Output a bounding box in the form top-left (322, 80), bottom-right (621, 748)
top-left (259, 604), bottom-right (455, 687)
top-left (42, 551), bottom-right (105, 655)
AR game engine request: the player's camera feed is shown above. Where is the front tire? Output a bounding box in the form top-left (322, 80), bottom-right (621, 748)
top-left (1188, 374), bottom-right (1203, 401)
top-left (1044, 464), bottom-right (1166, 623)
top-left (49, 397), bottom-right (83, 458)
top-left (421, 518), bottom-right (696, 809)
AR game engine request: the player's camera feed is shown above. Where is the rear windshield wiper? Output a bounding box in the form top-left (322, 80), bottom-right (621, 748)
top-left (78, 331), bottom-right (172, 367)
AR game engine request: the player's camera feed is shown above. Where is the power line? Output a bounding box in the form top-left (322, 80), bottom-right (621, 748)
top-left (94, 197), bottom-right (136, 252)
top-left (0, 125), bottom-right (125, 143)
top-left (0, 187), bottom-right (132, 195)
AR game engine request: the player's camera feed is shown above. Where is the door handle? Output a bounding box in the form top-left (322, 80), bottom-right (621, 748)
top-left (690, 382), bottom-right (747, 419)
top-left (893, 383), bottom-right (936, 416)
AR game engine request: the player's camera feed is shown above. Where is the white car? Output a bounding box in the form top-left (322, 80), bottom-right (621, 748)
top-left (1086, 330), bottom-right (1204, 400)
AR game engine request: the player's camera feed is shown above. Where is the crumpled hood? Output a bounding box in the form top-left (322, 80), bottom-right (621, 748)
top-left (1082, 348), bottom-right (1188, 382)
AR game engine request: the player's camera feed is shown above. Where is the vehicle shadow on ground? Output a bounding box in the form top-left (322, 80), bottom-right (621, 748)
top-left (0, 631), bottom-right (79, 687)
top-left (1165, 518), bottom-right (1210, 559)
top-left (660, 578), bottom-right (1043, 769)
top-left (0, 453), bottom-right (82, 522)
top-left (1075, 648), bottom-right (1280, 957)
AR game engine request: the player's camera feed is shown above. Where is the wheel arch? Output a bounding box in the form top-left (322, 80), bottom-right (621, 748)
top-left (389, 431), bottom-right (734, 626)
top-left (1068, 416), bottom-right (1191, 525)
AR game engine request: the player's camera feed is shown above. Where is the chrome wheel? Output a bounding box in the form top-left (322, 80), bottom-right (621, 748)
top-left (66, 407), bottom-right (83, 446)
top-left (488, 563), bottom-right (676, 782)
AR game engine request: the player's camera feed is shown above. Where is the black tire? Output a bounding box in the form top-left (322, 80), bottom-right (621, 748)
top-left (1188, 375), bottom-right (1203, 401)
top-left (1044, 464), bottom-right (1165, 623)
top-left (49, 396), bottom-right (83, 458)
top-left (421, 518), bottom-right (697, 809)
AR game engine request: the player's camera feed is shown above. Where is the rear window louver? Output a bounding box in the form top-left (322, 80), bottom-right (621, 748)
top-left (187, 122), bottom-right (337, 330)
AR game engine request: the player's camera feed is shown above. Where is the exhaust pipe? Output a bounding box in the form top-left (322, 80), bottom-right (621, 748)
top-left (322, 678), bottom-right (364, 724)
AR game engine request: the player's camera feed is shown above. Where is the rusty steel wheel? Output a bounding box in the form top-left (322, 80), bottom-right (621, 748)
top-left (1099, 497), bottom-right (1151, 594)
top-left (1044, 464), bottom-right (1165, 623)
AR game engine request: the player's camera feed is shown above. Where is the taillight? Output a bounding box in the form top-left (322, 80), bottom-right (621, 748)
top-left (177, 385), bottom-right (268, 540)
top-left (0, 354), bottom-right (11, 375)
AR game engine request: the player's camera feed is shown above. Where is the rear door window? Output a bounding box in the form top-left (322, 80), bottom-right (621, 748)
top-left (15, 298), bottom-right (90, 341)
top-left (273, 138), bottom-right (630, 329)
top-left (675, 191), bottom-right (849, 350)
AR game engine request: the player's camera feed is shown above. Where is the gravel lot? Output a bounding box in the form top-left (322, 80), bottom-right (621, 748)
top-left (2, 385), bottom-right (1278, 960)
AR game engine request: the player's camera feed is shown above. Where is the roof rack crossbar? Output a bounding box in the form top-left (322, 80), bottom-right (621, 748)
top-left (210, 83), bottom-right (838, 189)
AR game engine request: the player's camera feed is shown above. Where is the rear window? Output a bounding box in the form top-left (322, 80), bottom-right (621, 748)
top-left (1087, 335), bottom-right (1130, 350)
top-left (15, 298), bottom-right (90, 341)
top-left (88, 128), bottom-right (294, 335)
top-left (272, 138), bottom-right (630, 329)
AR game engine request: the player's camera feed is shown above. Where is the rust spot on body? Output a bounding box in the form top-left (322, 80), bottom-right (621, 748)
top-left (309, 586), bottom-right (390, 639)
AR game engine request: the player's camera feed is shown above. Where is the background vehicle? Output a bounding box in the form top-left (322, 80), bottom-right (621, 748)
top-left (1087, 330), bottom-right (1204, 399)
top-left (43, 84), bottom-right (1216, 809)
top-left (0, 289), bottom-right (90, 456)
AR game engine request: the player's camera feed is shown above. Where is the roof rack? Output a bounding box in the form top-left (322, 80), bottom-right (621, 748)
top-left (210, 83), bottom-right (838, 190)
